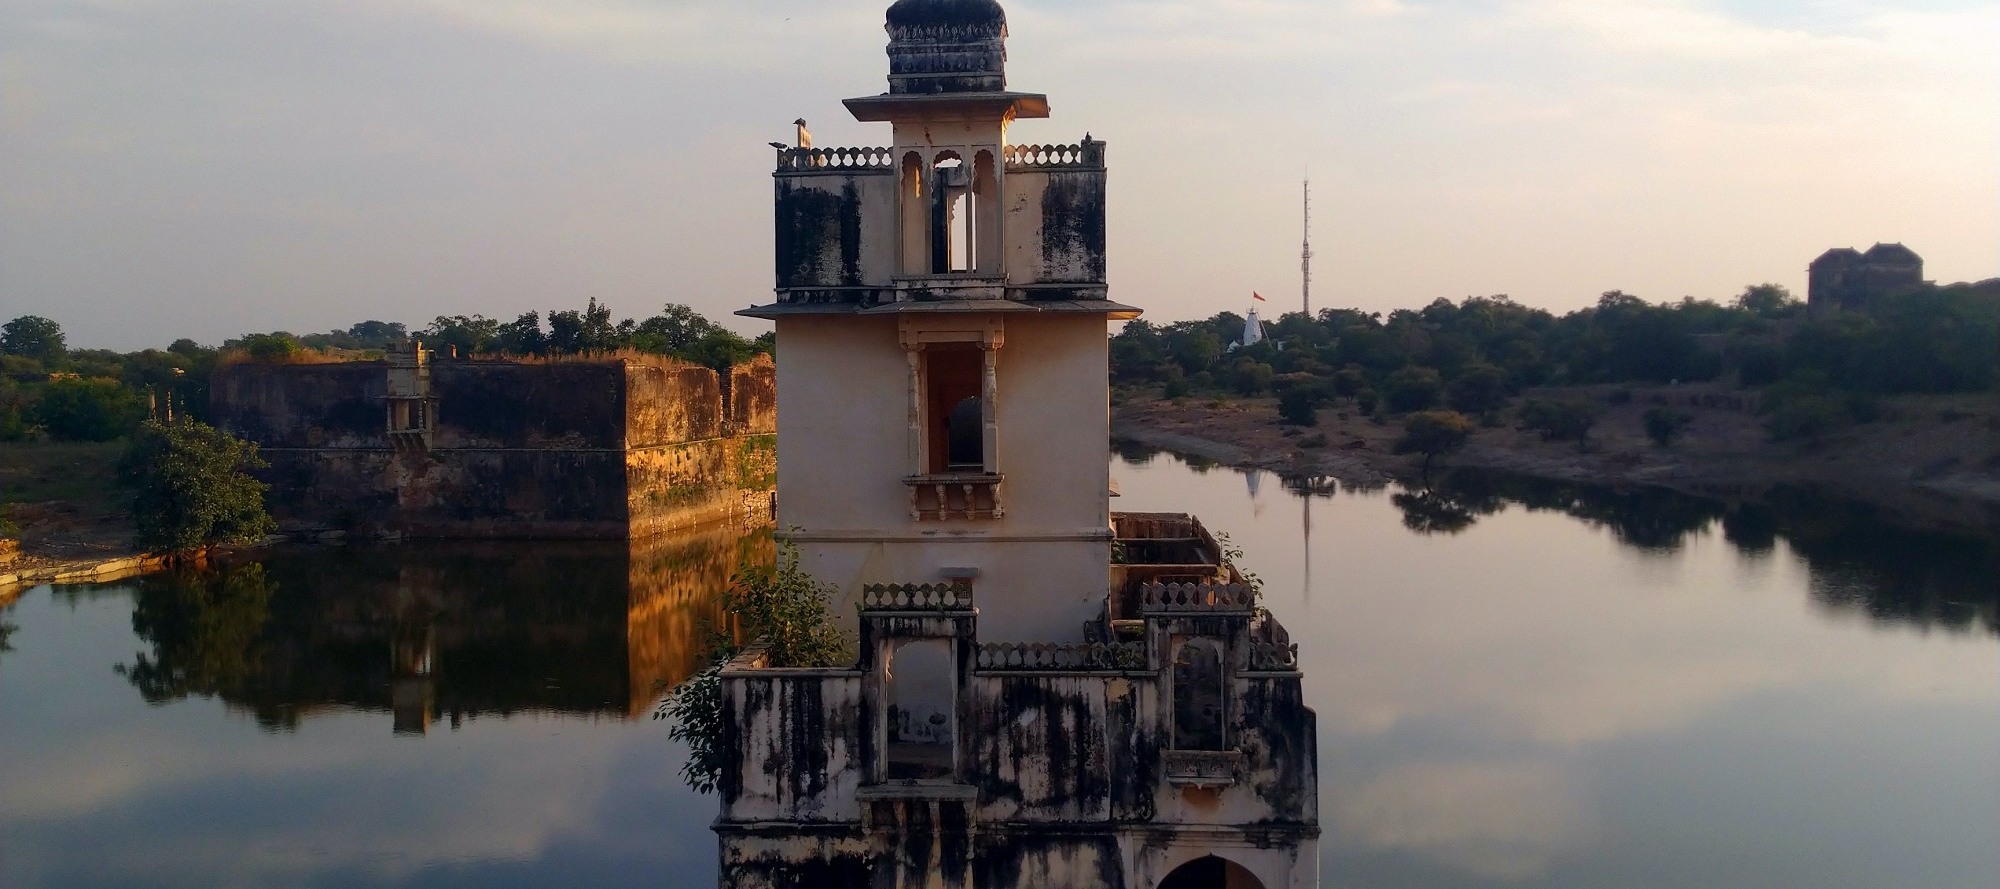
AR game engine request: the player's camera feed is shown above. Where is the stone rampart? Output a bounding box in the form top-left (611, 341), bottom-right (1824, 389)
top-left (212, 354), bottom-right (776, 539)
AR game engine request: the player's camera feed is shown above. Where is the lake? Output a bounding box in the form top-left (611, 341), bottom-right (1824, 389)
top-left (2, 451), bottom-right (1995, 888)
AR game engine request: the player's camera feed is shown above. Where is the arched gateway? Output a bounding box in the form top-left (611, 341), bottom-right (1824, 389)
top-left (1158, 856), bottom-right (1267, 889)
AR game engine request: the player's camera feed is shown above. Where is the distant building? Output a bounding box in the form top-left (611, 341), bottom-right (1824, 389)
top-left (1808, 243), bottom-right (1925, 315)
top-left (1238, 306), bottom-right (1267, 349)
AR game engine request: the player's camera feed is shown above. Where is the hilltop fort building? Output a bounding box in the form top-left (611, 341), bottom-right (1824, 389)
top-left (720, 2), bottom-right (1320, 887)
top-left (1808, 243), bottom-right (1925, 315)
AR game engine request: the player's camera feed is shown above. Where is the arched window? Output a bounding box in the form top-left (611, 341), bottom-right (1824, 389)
top-left (1173, 638), bottom-right (1225, 750)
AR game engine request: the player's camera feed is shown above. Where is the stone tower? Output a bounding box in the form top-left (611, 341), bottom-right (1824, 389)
top-left (724, 3), bottom-right (1320, 886)
top-left (743, 0), bottom-right (1129, 643)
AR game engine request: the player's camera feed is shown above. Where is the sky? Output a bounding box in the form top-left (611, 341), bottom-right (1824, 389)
top-left (1, 0), bottom-right (1995, 351)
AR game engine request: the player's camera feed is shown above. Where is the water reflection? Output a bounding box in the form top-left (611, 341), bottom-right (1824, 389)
top-left (117, 528), bottom-right (772, 733)
top-left (1318, 464), bottom-right (2000, 639)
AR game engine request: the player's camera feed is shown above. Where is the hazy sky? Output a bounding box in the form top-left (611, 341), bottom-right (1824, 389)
top-left (2, 0), bottom-right (1995, 350)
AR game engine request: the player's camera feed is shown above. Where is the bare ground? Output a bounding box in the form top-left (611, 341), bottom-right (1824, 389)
top-left (1112, 387), bottom-right (2000, 537)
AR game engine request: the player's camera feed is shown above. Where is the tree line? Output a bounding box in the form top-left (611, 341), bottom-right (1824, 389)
top-left (0, 302), bottom-right (766, 443)
top-left (1111, 279), bottom-right (2000, 443)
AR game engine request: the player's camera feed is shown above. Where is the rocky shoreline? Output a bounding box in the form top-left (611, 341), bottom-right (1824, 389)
top-left (1113, 391), bottom-right (2000, 539)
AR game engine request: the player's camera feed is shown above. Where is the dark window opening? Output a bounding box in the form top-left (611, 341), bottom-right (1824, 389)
top-left (1173, 639), bottom-right (1226, 751)
top-left (885, 639), bottom-right (955, 780)
top-left (925, 347), bottom-right (984, 473)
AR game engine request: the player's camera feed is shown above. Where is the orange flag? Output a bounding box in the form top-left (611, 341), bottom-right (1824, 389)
top-left (1252, 292), bottom-right (1267, 301)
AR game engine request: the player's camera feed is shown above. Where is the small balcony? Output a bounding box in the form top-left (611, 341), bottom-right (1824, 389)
top-left (904, 474), bottom-right (1003, 521)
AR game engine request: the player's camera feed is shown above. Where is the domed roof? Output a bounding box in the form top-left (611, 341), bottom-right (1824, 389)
top-left (886, 0), bottom-right (1006, 29)
top-left (1864, 242), bottom-right (1921, 264)
top-left (881, 0), bottom-right (1010, 95)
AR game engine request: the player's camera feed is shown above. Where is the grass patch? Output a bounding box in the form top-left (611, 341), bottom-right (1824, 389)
top-left (0, 441), bottom-right (127, 507)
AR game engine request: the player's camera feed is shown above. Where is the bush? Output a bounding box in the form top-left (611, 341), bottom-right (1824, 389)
top-left (120, 419), bottom-right (276, 557)
top-left (1643, 406), bottom-right (1692, 447)
top-left (29, 378), bottom-right (146, 441)
top-left (1162, 379), bottom-right (1191, 399)
top-left (654, 541), bottom-right (849, 794)
top-left (1765, 395), bottom-right (1848, 444)
top-left (240, 334), bottom-right (303, 363)
top-left (1277, 386), bottom-right (1319, 426)
top-left (1355, 389), bottom-right (1381, 416)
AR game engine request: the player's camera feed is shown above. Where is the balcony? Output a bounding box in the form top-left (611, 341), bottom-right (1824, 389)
top-left (904, 474), bottom-right (1003, 521)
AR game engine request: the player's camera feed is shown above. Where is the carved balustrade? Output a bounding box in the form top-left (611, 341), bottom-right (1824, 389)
top-left (775, 146), bottom-right (896, 172)
top-left (1138, 581), bottom-right (1257, 613)
top-left (1003, 141), bottom-right (1106, 170)
top-left (975, 641), bottom-right (1145, 671)
top-left (1249, 641), bottom-right (1300, 672)
top-left (860, 581), bottom-right (974, 611)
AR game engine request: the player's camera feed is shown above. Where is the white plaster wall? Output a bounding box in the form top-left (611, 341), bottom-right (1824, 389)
top-left (1003, 169), bottom-right (1048, 286)
top-left (774, 313), bottom-right (1114, 643)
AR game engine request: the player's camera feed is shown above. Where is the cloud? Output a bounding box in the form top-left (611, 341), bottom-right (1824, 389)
top-left (1335, 759), bottom-right (1596, 880)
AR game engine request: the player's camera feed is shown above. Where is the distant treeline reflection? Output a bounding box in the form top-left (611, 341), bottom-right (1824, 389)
top-left (110, 527), bottom-right (772, 732)
top-left (1120, 443), bottom-right (1998, 639)
top-left (1404, 470), bottom-right (1999, 638)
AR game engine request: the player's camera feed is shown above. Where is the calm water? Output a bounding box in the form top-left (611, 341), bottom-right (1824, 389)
top-left (2, 454), bottom-right (1995, 888)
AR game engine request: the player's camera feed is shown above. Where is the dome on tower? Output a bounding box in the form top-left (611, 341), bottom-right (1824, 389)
top-left (883, 0), bottom-right (1009, 95)
top-left (886, 0), bottom-right (1006, 28)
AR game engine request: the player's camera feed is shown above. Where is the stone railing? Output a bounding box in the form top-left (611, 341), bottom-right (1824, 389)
top-left (975, 641), bottom-right (1144, 671)
top-left (905, 474), bottom-right (1003, 521)
top-left (861, 581), bottom-right (973, 611)
top-left (1004, 141), bottom-right (1105, 170)
top-left (1139, 581), bottom-right (1257, 613)
top-left (776, 146), bottom-right (896, 172)
top-left (1249, 641), bottom-right (1300, 672)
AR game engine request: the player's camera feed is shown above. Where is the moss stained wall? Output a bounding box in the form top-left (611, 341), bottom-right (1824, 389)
top-left (212, 358), bottom-right (777, 539)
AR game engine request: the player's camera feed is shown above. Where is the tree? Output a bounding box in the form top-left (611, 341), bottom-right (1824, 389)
top-left (1383, 366), bottom-right (1444, 413)
top-left (419, 315), bottom-right (499, 355)
top-left (1395, 410), bottom-right (1475, 478)
top-left (1519, 399), bottom-right (1602, 449)
top-left (1, 316), bottom-right (66, 365)
top-left (30, 378), bottom-right (146, 441)
top-left (495, 312), bottom-right (548, 355)
top-left (1277, 384), bottom-right (1319, 426)
top-left (1643, 406), bottom-right (1692, 447)
top-left (1446, 362), bottom-right (1510, 415)
top-left (1734, 283), bottom-right (1799, 319)
top-left (120, 419), bottom-right (276, 558)
top-left (632, 304), bottom-right (722, 355)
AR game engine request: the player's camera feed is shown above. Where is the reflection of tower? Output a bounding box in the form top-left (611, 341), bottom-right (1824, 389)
top-left (390, 616), bottom-right (435, 736)
top-left (1302, 494), bottom-right (1311, 602)
top-left (390, 567), bottom-right (440, 736)
top-left (1245, 469), bottom-right (1265, 518)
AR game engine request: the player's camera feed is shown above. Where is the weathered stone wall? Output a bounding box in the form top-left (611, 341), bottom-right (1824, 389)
top-left (212, 357), bottom-right (776, 539)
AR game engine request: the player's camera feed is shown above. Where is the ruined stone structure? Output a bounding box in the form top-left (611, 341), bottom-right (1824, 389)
top-left (721, 2), bottom-right (1319, 886)
top-left (1808, 243), bottom-right (1925, 315)
top-left (212, 350), bottom-right (775, 539)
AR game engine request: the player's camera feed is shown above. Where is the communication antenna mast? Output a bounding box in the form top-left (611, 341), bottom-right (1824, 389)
top-left (1301, 179), bottom-right (1313, 317)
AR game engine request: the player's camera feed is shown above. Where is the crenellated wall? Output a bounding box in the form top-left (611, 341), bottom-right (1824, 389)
top-left (212, 355), bottom-right (777, 539)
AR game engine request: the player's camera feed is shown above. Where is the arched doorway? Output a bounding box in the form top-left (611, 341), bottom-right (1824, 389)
top-left (1157, 855), bottom-right (1264, 889)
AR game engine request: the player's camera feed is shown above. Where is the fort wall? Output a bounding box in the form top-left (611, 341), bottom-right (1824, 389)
top-left (212, 354), bottom-right (776, 539)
